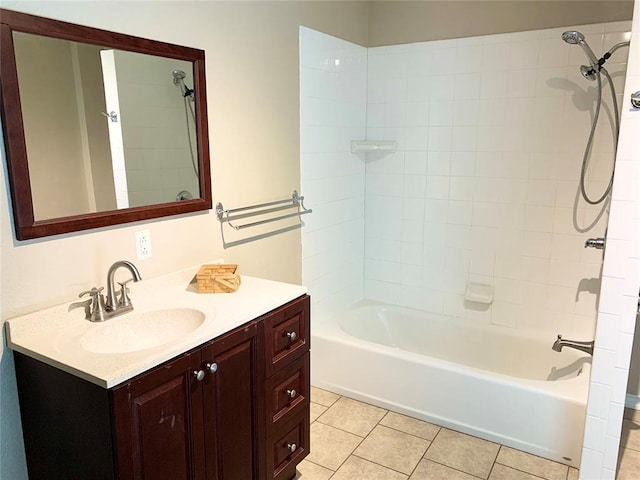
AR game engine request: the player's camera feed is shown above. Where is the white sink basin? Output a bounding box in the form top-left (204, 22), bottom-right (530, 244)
top-left (80, 308), bottom-right (206, 354)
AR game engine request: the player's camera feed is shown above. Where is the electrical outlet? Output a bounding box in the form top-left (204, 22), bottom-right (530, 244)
top-left (135, 230), bottom-right (152, 260)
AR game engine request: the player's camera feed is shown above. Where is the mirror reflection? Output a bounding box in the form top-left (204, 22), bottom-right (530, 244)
top-left (14, 32), bottom-right (199, 221)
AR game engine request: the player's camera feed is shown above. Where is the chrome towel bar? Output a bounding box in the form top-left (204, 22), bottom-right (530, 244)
top-left (216, 190), bottom-right (312, 248)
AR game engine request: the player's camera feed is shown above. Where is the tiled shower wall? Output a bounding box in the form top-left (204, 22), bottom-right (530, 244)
top-left (364, 22), bottom-right (631, 339)
top-left (300, 27), bottom-right (367, 319)
top-left (301, 15), bottom-right (639, 480)
top-left (581, 0), bottom-right (640, 477)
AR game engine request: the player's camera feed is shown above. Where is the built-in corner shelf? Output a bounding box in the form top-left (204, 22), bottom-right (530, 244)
top-left (351, 140), bottom-right (398, 154)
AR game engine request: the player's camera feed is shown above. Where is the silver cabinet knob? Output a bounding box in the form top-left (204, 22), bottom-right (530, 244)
top-left (286, 331), bottom-right (297, 342)
top-left (286, 389), bottom-right (297, 399)
top-left (287, 443), bottom-right (297, 453)
top-left (193, 370), bottom-right (206, 381)
top-left (206, 362), bottom-right (218, 373)
top-left (631, 91), bottom-right (640, 109)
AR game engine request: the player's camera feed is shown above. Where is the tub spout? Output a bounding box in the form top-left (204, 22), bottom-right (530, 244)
top-left (552, 335), bottom-right (594, 356)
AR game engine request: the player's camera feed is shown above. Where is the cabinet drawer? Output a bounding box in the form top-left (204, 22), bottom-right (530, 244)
top-left (264, 295), bottom-right (309, 375)
top-left (266, 352), bottom-right (309, 427)
top-left (268, 410), bottom-right (310, 480)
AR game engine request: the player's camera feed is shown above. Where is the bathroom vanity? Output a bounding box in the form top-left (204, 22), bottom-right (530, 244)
top-left (6, 265), bottom-right (310, 480)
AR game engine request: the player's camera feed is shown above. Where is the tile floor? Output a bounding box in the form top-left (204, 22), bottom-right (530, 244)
top-left (294, 387), bottom-right (640, 480)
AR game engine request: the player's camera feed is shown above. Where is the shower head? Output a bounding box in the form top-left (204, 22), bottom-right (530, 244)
top-left (561, 30), bottom-right (585, 44)
top-left (172, 69), bottom-right (186, 85)
top-left (561, 30), bottom-right (599, 68)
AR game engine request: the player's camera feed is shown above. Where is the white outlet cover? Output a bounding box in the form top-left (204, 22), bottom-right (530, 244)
top-left (135, 230), bottom-right (152, 260)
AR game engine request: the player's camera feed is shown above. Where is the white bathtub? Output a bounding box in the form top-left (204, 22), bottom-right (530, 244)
top-left (311, 301), bottom-right (591, 467)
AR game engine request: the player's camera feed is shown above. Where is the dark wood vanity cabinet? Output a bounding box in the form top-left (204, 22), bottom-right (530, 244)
top-left (112, 322), bottom-right (260, 480)
top-left (13, 294), bottom-right (310, 480)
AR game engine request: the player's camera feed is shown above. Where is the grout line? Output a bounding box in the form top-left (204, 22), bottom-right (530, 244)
top-left (494, 456), bottom-right (571, 478)
top-left (299, 458), bottom-right (335, 476)
top-left (376, 422), bottom-right (439, 444)
top-left (492, 462), bottom-right (551, 480)
top-left (350, 453), bottom-right (411, 478)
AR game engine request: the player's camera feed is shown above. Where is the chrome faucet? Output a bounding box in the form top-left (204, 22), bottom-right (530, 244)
top-left (552, 335), bottom-right (594, 356)
top-left (72, 260), bottom-right (142, 322)
top-left (106, 260), bottom-right (142, 313)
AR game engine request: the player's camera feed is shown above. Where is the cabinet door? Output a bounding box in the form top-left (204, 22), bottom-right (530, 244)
top-left (201, 322), bottom-right (260, 480)
top-left (112, 351), bottom-right (206, 480)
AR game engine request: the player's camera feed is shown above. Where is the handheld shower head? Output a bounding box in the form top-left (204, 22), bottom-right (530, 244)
top-left (561, 30), bottom-right (585, 44)
top-left (561, 30), bottom-right (599, 67)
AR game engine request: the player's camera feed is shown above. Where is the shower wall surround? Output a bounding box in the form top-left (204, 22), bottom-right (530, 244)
top-left (302, 21), bottom-right (630, 339)
top-left (364, 21), bottom-right (631, 339)
top-left (581, 0), bottom-right (640, 477)
top-left (300, 27), bottom-right (367, 319)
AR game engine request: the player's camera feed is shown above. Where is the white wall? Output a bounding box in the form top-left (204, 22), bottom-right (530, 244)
top-left (300, 27), bottom-right (367, 319)
top-left (363, 22), bottom-right (630, 341)
top-left (13, 33), bottom-right (92, 220)
top-left (369, 1), bottom-right (634, 46)
top-left (0, 2), bottom-right (369, 478)
top-left (580, 0), bottom-right (640, 477)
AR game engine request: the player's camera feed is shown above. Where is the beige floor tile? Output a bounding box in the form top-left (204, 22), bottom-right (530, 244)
top-left (293, 460), bottom-right (334, 480)
top-left (488, 464), bottom-right (541, 479)
top-left (332, 456), bottom-right (408, 480)
top-left (621, 419), bottom-right (640, 451)
top-left (355, 425), bottom-right (430, 475)
top-left (380, 412), bottom-right (441, 441)
top-left (624, 407), bottom-right (640, 422)
top-left (617, 447), bottom-right (640, 480)
top-left (317, 397), bottom-right (387, 437)
top-left (311, 386), bottom-right (341, 407)
top-left (425, 429), bottom-right (499, 479)
top-left (409, 459), bottom-right (479, 479)
top-left (495, 446), bottom-right (568, 480)
top-left (567, 467), bottom-right (579, 480)
top-left (310, 402), bottom-right (327, 423)
top-left (306, 422), bottom-right (362, 471)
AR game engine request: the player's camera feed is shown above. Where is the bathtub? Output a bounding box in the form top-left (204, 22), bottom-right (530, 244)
top-left (311, 300), bottom-right (591, 467)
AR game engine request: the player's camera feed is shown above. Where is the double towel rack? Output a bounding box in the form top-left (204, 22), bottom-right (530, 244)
top-left (216, 190), bottom-right (312, 248)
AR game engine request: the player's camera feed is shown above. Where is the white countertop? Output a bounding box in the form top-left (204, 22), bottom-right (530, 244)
top-left (5, 263), bottom-right (307, 388)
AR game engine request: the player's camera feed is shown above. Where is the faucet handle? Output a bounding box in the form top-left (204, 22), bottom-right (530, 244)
top-left (117, 279), bottom-right (135, 307)
top-left (79, 287), bottom-right (108, 322)
top-left (79, 286), bottom-right (104, 298)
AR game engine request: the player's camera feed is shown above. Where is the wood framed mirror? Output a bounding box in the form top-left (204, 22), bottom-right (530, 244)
top-left (0, 9), bottom-right (212, 240)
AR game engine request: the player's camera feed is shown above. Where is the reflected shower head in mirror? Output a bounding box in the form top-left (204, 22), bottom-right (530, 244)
top-left (562, 30), bottom-right (599, 77)
top-left (172, 69), bottom-right (186, 84)
top-left (172, 69), bottom-right (194, 100)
